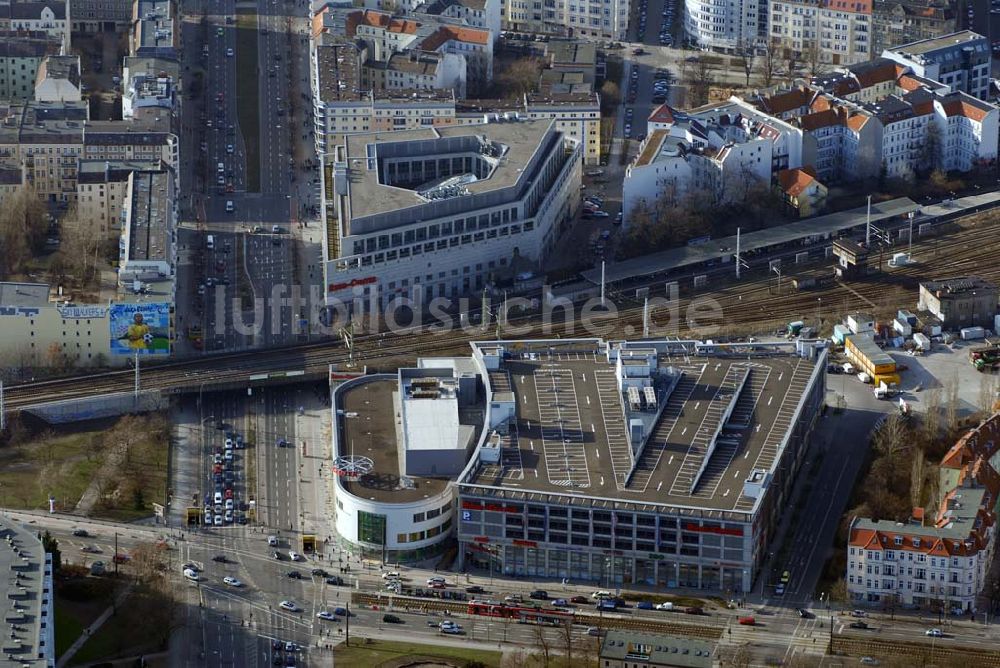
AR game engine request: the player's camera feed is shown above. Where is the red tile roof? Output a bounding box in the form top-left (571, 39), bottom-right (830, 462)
top-left (648, 103), bottom-right (676, 126)
top-left (942, 98), bottom-right (991, 123)
top-left (777, 167), bottom-right (818, 197)
top-left (420, 25), bottom-right (489, 51)
top-left (757, 86), bottom-right (813, 115)
top-left (824, 0), bottom-right (871, 12)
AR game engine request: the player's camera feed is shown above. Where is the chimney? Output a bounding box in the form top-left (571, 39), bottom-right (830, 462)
top-left (910, 507), bottom-right (925, 526)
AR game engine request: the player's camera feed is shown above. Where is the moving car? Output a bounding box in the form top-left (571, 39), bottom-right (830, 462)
top-left (72, 529), bottom-right (89, 537)
top-left (529, 590), bottom-right (548, 600)
top-left (925, 628), bottom-right (943, 637)
top-left (279, 600), bottom-right (301, 612)
top-left (382, 614), bottom-right (403, 624)
top-left (223, 577), bottom-right (243, 587)
top-left (636, 601), bottom-right (654, 610)
top-left (286, 571), bottom-right (303, 580)
top-left (849, 621), bottom-right (870, 630)
top-left (183, 568), bottom-right (200, 581)
top-left (317, 610), bottom-right (337, 621)
top-left (289, 551), bottom-right (304, 562)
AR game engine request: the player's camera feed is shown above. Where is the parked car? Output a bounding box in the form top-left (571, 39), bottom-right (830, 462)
top-left (529, 590), bottom-right (548, 600)
top-left (849, 621), bottom-right (870, 630)
top-left (382, 614), bottom-right (403, 624)
top-left (636, 601), bottom-right (654, 610)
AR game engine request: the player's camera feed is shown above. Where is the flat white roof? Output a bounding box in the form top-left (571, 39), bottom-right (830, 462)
top-left (402, 378), bottom-right (462, 452)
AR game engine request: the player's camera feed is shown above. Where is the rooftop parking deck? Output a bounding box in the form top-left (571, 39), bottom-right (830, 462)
top-left (468, 347), bottom-right (820, 512)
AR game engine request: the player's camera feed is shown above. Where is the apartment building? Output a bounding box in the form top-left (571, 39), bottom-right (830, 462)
top-left (498, 0), bottom-right (630, 40)
top-left (313, 7), bottom-right (493, 97)
top-left (882, 31), bottom-right (991, 100)
top-left (847, 412), bottom-right (1000, 612)
top-left (624, 98), bottom-right (804, 220)
top-left (320, 119), bottom-right (580, 308)
top-left (1, 0), bottom-right (70, 52)
top-left (71, 0), bottom-right (131, 31)
top-left (871, 0), bottom-right (956, 58)
top-left (122, 71), bottom-right (175, 119)
top-left (130, 0), bottom-right (177, 60)
top-left (75, 159), bottom-right (161, 238)
top-left (0, 34), bottom-right (62, 101)
top-left (791, 99), bottom-right (882, 182)
top-left (768, 0), bottom-right (872, 65)
top-left (416, 0), bottom-right (501, 41)
top-left (0, 159), bottom-right (23, 207)
top-left (83, 119), bottom-right (179, 182)
top-left (0, 101), bottom-right (86, 203)
top-left (118, 167), bottom-right (176, 303)
top-left (33, 54), bottom-right (80, 103)
top-left (684, 0), bottom-right (764, 52)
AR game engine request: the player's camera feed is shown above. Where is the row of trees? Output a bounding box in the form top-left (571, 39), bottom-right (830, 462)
top-left (0, 187), bottom-right (49, 280)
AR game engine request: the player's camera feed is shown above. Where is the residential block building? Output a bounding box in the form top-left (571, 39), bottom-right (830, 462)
top-left (75, 159), bottom-right (162, 238)
top-left (684, 0), bottom-right (765, 52)
top-left (71, 0), bottom-right (132, 31)
top-left (871, 0), bottom-right (957, 61)
top-left (768, 0), bottom-right (872, 66)
top-left (498, 0), bottom-right (630, 40)
top-left (0, 33), bottom-right (62, 101)
top-left (847, 412), bottom-right (1000, 612)
top-left (33, 55), bottom-right (81, 103)
top-left (882, 31), bottom-right (991, 100)
top-left (0, 519), bottom-right (54, 666)
top-left (625, 98), bottom-right (804, 220)
top-left (0, 0), bottom-right (70, 52)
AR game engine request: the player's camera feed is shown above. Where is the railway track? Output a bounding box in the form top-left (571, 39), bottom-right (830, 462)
top-left (7, 207), bottom-right (1000, 410)
top-left (350, 592), bottom-right (724, 640)
top-left (830, 634), bottom-right (1000, 666)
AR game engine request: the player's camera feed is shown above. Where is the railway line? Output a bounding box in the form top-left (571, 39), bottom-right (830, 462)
top-left (350, 592), bottom-right (724, 640)
top-left (6, 207), bottom-right (1000, 411)
top-left (829, 634), bottom-right (1000, 667)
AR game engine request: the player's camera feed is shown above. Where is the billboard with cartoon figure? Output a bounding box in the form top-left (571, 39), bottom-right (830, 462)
top-left (109, 302), bottom-right (170, 355)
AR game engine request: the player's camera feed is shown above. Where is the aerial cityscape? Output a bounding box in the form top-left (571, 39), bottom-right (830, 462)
top-left (0, 0), bottom-right (999, 664)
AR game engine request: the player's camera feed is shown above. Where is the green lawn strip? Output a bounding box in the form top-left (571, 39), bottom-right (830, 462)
top-left (0, 432), bottom-right (103, 511)
top-left (333, 638), bottom-right (502, 667)
top-left (235, 10), bottom-right (261, 193)
top-left (53, 607), bottom-right (85, 658)
top-left (69, 593), bottom-right (163, 665)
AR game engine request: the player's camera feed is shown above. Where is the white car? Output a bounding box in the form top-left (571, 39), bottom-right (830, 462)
top-left (223, 576), bottom-right (243, 587)
top-left (183, 568), bottom-right (200, 581)
top-left (925, 628), bottom-right (943, 637)
top-left (213, 515), bottom-right (223, 526)
top-left (268, 535), bottom-right (279, 546)
top-left (426, 576), bottom-right (445, 585)
top-left (225, 499), bottom-right (234, 510)
top-left (382, 571), bottom-right (400, 580)
top-left (591, 590), bottom-right (612, 599)
top-left (226, 48), bottom-right (234, 57)
top-left (440, 625), bottom-right (462, 634)
top-left (289, 551), bottom-right (304, 562)
top-left (214, 491), bottom-right (223, 504)
top-left (225, 438), bottom-right (233, 448)
top-left (226, 144), bottom-right (234, 154)
top-left (279, 600), bottom-right (301, 612)
top-left (317, 610), bottom-right (337, 621)
top-left (655, 602), bottom-right (674, 611)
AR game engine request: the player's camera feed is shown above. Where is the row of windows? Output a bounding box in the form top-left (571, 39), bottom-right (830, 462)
top-left (413, 501), bottom-right (452, 523)
top-left (397, 518), bottom-right (452, 543)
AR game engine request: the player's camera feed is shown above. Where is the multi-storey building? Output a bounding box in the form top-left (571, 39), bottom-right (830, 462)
top-left (768, 0), bottom-right (872, 66)
top-left (0, 519), bottom-right (54, 666)
top-left (0, 101), bottom-right (86, 203)
top-left (918, 276), bottom-right (999, 329)
top-left (118, 167), bottom-right (176, 294)
top-left (75, 159), bottom-right (161, 238)
top-left (454, 338), bottom-right (826, 591)
top-left (33, 55), bottom-right (81, 103)
top-left (314, 7), bottom-right (493, 98)
top-left (498, 0), bottom-right (630, 40)
top-left (0, 34), bottom-right (61, 101)
top-left (2, 0), bottom-right (70, 52)
top-left (70, 0), bottom-right (131, 31)
top-left (871, 0), bottom-right (955, 57)
top-left (882, 30), bottom-right (991, 100)
top-left (626, 98), bottom-right (804, 220)
top-left (847, 412), bottom-right (1000, 612)
top-left (130, 0), bottom-right (177, 60)
top-left (684, 0), bottom-right (764, 52)
top-left (416, 0), bottom-right (501, 41)
top-left (320, 119), bottom-right (580, 308)
top-left (790, 98), bottom-right (882, 182)
top-left (83, 119), bottom-right (180, 185)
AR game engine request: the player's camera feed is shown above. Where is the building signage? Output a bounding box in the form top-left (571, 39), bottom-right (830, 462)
top-left (57, 306), bottom-right (107, 319)
top-left (0, 306), bottom-right (40, 317)
top-left (512, 539), bottom-right (537, 548)
top-left (328, 276), bottom-right (377, 293)
top-left (648, 553), bottom-right (665, 560)
top-left (462, 500), bottom-right (520, 513)
top-left (473, 536), bottom-right (490, 543)
top-left (683, 522), bottom-right (743, 537)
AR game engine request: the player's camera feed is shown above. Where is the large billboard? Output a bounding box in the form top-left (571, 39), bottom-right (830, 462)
top-left (109, 302), bottom-right (170, 355)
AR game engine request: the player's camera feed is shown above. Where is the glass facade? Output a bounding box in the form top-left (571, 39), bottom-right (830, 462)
top-left (357, 510), bottom-right (386, 546)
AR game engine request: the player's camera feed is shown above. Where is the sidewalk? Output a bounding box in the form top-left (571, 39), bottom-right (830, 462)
top-left (56, 586), bottom-right (133, 668)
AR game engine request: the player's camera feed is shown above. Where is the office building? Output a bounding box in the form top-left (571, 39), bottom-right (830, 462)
top-left (847, 412), bottom-right (999, 612)
top-left (882, 31), bottom-right (991, 100)
top-left (320, 118), bottom-right (580, 308)
top-left (0, 519), bottom-right (54, 666)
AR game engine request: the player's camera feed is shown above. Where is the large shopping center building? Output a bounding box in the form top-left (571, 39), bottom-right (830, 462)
top-left (329, 338), bottom-right (826, 593)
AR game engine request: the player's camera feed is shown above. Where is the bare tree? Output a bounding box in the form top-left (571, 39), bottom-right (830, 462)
top-left (910, 452), bottom-right (925, 509)
top-left (945, 378), bottom-right (960, 432)
top-left (923, 387), bottom-right (942, 440)
top-left (735, 42), bottom-right (756, 87)
top-left (599, 80), bottom-right (621, 108)
top-left (720, 643), bottom-right (752, 668)
top-left (761, 39), bottom-right (781, 88)
top-left (530, 622), bottom-right (552, 666)
top-left (0, 186), bottom-right (48, 280)
top-left (497, 58), bottom-right (543, 99)
top-left (872, 413), bottom-right (909, 458)
top-left (802, 43), bottom-right (826, 78)
top-left (684, 58), bottom-right (714, 107)
top-left (978, 374), bottom-right (999, 416)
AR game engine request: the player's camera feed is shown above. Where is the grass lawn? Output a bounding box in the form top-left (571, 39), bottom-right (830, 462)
top-left (92, 431), bottom-right (169, 523)
top-left (54, 577), bottom-right (122, 659)
top-left (0, 431), bottom-right (103, 511)
top-left (70, 593), bottom-right (164, 665)
top-left (235, 10), bottom-right (260, 193)
top-left (333, 638), bottom-right (502, 667)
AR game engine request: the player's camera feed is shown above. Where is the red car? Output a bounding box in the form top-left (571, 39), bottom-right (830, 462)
top-left (428, 582), bottom-right (446, 589)
top-left (213, 464), bottom-right (223, 474)
top-left (224, 489), bottom-right (234, 500)
top-left (113, 553), bottom-right (130, 564)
